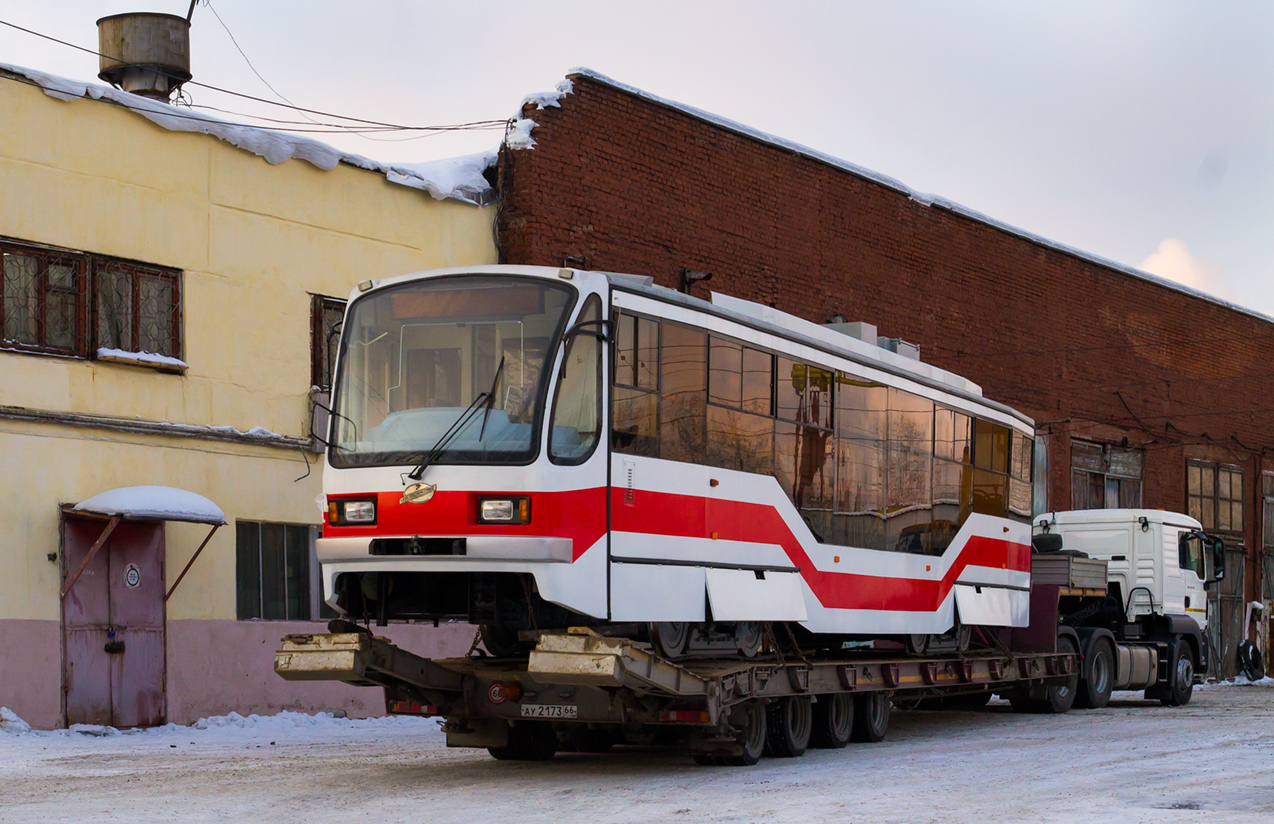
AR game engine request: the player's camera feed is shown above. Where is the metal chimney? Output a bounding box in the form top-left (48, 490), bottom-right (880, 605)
top-left (97, 12), bottom-right (191, 102)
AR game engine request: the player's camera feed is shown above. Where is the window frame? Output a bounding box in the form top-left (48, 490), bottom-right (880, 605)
top-left (1188, 460), bottom-right (1244, 534)
top-left (1070, 439), bottom-right (1144, 510)
top-left (235, 520), bottom-right (328, 621)
top-left (0, 236), bottom-right (182, 364)
top-left (310, 295), bottom-right (346, 391)
top-left (548, 294), bottom-right (604, 466)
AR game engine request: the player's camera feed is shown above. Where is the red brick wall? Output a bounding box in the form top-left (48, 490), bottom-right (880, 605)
top-left (498, 74), bottom-right (1272, 608)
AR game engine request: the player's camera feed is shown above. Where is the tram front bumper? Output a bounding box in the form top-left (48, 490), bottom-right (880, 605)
top-left (317, 535), bottom-right (574, 564)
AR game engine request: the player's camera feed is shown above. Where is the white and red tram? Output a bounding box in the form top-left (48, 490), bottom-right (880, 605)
top-left (319, 265), bottom-right (1034, 657)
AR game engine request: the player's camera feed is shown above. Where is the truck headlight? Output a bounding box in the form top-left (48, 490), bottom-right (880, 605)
top-left (478, 497), bottom-right (531, 524)
top-left (328, 498), bottom-right (377, 525)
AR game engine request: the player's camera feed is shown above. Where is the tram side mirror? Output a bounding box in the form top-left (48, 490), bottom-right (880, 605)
top-left (309, 398), bottom-right (332, 449)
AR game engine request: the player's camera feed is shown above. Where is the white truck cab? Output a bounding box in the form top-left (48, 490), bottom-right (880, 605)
top-left (1036, 509), bottom-right (1225, 632)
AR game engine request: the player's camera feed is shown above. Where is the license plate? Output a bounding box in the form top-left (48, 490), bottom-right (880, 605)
top-left (520, 703), bottom-right (578, 719)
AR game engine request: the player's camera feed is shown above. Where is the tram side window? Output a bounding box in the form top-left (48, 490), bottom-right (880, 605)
top-left (887, 389), bottom-right (934, 554)
top-left (971, 418), bottom-right (1011, 520)
top-left (612, 312), bottom-right (659, 456)
top-left (932, 408), bottom-right (972, 554)
top-left (707, 337), bottom-right (774, 474)
top-left (773, 360), bottom-right (835, 542)
top-left (1009, 430), bottom-right (1034, 520)
top-left (835, 377), bottom-right (887, 551)
top-left (659, 321), bottom-right (707, 463)
top-left (549, 295), bottom-right (603, 464)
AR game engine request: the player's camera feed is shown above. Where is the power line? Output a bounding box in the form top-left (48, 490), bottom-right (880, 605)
top-left (0, 18), bottom-right (507, 133)
top-left (926, 326), bottom-right (1274, 362)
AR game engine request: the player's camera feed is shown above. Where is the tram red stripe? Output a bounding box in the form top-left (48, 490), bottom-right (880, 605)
top-left (610, 488), bottom-right (1029, 612)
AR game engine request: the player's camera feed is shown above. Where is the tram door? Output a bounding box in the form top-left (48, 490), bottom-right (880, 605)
top-left (61, 516), bottom-right (167, 728)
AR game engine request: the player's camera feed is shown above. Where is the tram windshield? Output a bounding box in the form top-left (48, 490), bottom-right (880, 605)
top-left (330, 275), bottom-right (576, 467)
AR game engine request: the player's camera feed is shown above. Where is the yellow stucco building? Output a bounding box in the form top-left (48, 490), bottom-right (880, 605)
top-left (0, 64), bottom-right (493, 728)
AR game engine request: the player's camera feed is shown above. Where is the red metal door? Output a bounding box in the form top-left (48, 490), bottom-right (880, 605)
top-left (62, 517), bottom-right (166, 727)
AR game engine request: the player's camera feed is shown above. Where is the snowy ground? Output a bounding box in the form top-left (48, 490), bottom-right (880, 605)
top-left (2, 682), bottom-right (1272, 824)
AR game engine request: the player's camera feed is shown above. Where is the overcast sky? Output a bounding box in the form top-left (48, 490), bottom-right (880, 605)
top-left (3, 1), bottom-right (1271, 315)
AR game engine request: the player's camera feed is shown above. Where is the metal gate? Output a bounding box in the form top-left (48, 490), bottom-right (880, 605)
top-left (1206, 544), bottom-right (1246, 681)
top-left (61, 516), bottom-right (167, 727)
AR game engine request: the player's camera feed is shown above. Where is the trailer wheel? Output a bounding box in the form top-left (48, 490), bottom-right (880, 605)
top-left (1011, 635), bottom-right (1079, 714)
top-left (810, 693), bottom-right (853, 749)
top-left (1075, 639), bottom-right (1114, 710)
top-left (764, 696), bottom-right (812, 758)
top-left (719, 700), bottom-right (767, 766)
top-left (488, 722), bottom-right (558, 761)
top-left (1160, 640), bottom-right (1195, 707)
top-left (849, 692), bottom-right (890, 743)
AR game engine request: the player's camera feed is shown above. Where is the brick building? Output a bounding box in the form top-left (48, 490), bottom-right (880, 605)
top-left (496, 70), bottom-right (1273, 676)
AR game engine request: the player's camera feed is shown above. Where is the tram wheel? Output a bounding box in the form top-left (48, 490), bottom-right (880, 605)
top-left (735, 622), bottom-right (763, 657)
top-left (649, 622), bottom-right (691, 658)
top-left (905, 634), bottom-right (931, 656)
top-left (480, 624), bottom-right (523, 658)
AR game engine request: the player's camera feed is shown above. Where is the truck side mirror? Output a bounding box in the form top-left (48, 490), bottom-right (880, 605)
top-left (1210, 537), bottom-right (1226, 582)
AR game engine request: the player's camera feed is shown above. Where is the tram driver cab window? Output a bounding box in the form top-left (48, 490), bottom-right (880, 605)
top-left (549, 295), bottom-right (603, 464)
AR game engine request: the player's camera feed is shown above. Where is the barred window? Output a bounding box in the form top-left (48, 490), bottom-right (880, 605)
top-left (310, 295), bottom-right (346, 390)
top-left (1, 241), bottom-right (87, 356)
top-left (94, 259), bottom-right (181, 359)
top-left (1188, 461), bottom-right (1244, 533)
top-left (0, 237), bottom-right (180, 363)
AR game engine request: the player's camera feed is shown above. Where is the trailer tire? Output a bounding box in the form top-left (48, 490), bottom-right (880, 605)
top-left (1160, 640), bottom-right (1195, 707)
top-left (488, 722), bottom-right (558, 761)
top-left (1075, 639), bottom-right (1114, 710)
top-left (719, 700), bottom-right (767, 766)
top-left (764, 697), bottom-right (812, 758)
top-left (850, 692), bottom-right (890, 743)
top-left (1042, 635), bottom-right (1080, 713)
top-left (810, 693), bottom-right (853, 748)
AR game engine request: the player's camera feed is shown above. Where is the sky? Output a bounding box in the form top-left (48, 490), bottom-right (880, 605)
top-left (2, 1), bottom-right (1271, 315)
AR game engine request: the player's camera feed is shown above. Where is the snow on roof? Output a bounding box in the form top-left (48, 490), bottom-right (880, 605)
top-left (505, 79), bottom-right (574, 151)
top-left (0, 62), bottom-right (495, 206)
top-left (558, 68), bottom-right (1274, 329)
top-left (74, 486), bottom-right (226, 525)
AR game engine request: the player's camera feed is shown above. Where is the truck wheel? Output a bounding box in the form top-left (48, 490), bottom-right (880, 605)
top-left (488, 722), bottom-right (558, 761)
top-left (1075, 639), bottom-right (1114, 710)
top-left (849, 692), bottom-right (890, 743)
top-left (764, 696), bottom-right (812, 758)
top-left (810, 693), bottom-right (853, 748)
top-left (719, 700), bottom-right (767, 766)
top-left (1042, 635), bottom-right (1080, 713)
top-left (1161, 640), bottom-right (1195, 707)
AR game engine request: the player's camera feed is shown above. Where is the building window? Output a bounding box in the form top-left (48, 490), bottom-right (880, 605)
top-left (1188, 461), bottom-right (1244, 533)
top-left (235, 521), bottom-right (328, 621)
top-left (0, 237), bottom-right (181, 361)
top-left (1071, 440), bottom-right (1143, 509)
top-left (94, 259), bottom-right (181, 359)
top-left (1, 240), bottom-right (87, 356)
top-left (311, 295), bottom-right (346, 390)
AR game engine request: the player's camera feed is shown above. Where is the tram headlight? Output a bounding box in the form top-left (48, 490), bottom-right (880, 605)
top-left (478, 496), bottom-right (531, 524)
top-left (329, 498), bottom-right (377, 525)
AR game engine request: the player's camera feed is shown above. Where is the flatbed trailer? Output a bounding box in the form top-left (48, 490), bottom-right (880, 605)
top-left (274, 556), bottom-right (1109, 765)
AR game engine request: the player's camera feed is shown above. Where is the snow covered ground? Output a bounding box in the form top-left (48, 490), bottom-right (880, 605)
top-left (2, 683), bottom-right (1272, 824)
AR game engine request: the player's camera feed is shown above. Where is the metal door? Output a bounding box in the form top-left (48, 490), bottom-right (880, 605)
top-left (62, 517), bottom-right (166, 727)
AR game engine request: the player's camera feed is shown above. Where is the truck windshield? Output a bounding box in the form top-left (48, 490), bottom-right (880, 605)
top-left (330, 275), bottom-right (575, 467)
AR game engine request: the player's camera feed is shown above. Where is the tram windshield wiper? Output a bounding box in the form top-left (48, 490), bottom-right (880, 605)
top-left (407, 356), bottom-right (507, 481)
top-left (478, 356), bottom-right (505, 443)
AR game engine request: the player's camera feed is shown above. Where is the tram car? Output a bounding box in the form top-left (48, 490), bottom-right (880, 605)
top-left (319, 265), bottom-right (1034, 657)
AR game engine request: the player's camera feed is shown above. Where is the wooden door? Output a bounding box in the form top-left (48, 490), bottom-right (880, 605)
top-left (62, 517), bottom-right (166, 727)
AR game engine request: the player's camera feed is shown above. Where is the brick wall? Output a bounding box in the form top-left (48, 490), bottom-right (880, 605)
top-left (498, 74), bottom-right (1272, 609)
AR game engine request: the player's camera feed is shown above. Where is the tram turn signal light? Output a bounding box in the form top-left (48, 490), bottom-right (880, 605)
top-left (328, 498), bottom-right (377, 526)
top-left (478, 496), bottom-right (532, 525)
